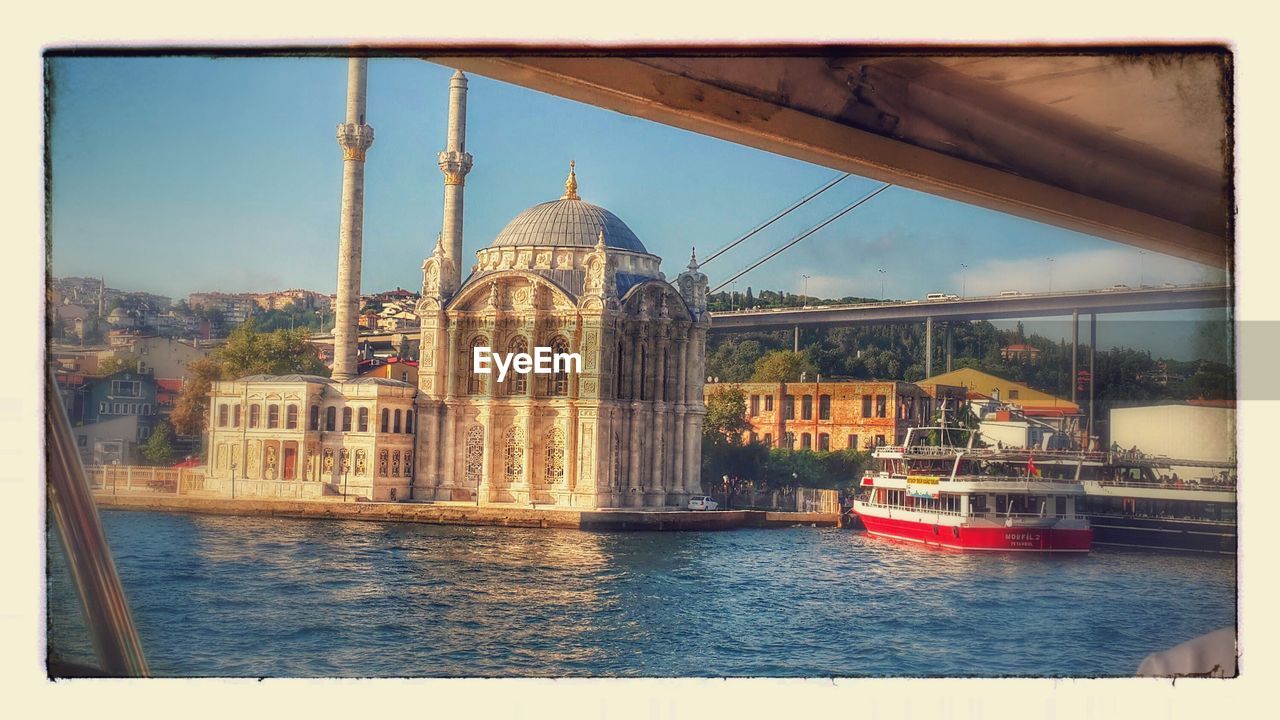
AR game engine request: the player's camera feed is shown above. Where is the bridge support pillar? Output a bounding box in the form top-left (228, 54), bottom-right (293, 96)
top-left (793, 326), bottom-right (799, 353)
top-left (1071, 309), bottom-right (1079, 405)
top-left (925, 316), bottom-right (933, 378)
top-left (945, 322), bottom-right (953, 373)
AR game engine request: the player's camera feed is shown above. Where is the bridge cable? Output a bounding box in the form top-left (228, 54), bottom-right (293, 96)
top-left (710, 182), bottom-right (892, 294)
top-left (699, 173), bottom-right (851, 268)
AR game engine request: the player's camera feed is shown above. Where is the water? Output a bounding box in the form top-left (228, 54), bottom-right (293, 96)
top-left (47, 510), bottom-right (1236, 677)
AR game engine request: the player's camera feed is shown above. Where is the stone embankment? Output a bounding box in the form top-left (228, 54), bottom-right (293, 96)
top-left (93, 492), bottom-right (839, 530)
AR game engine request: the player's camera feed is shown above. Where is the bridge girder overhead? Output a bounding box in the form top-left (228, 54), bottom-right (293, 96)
top-left (431, 50), bottom-right (1232, 269)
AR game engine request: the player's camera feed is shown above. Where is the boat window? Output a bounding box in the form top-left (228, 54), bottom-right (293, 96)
top-left (1055, 496), bottom-right (1066, 517)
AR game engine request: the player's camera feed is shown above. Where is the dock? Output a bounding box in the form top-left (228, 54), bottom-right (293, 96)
top-left (91, 492), bottom-right (840, 531)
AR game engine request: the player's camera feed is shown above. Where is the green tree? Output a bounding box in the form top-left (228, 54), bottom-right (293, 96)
top-left (170, 318), bottom-right (329, 438)
top-left (750, 350), bottom-right (818, 382)
top-left (142, 421), bottom-right (175, 466)
top-left (97, 355), bottom-right (141, 376)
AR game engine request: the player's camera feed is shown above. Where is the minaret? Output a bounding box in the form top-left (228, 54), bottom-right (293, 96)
top-left (437, 70), bottom-right (473, 296)
top-left (331, 58), bottom-right (375, 382)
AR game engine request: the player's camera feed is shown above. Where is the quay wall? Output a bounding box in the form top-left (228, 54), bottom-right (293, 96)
top-left (91, 492), bottom-right (838, 531)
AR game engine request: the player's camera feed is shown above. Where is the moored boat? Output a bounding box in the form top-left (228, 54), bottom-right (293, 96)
top-left (852, 427), bottom-right (1093, 552)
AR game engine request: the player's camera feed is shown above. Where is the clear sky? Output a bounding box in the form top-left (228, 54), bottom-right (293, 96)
top-left (47, 55), bottom-right (1229, 358)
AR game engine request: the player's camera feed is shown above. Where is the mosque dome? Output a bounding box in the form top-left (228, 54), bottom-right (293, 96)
top-left (490, 162), bottom-right (647, 253)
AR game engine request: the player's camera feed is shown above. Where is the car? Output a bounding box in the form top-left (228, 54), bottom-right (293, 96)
top-left (688, 495), bottom-right (719, 511)
top-left (1106, 284), bottom-right (1130, 291)
top-left (999, 290), bottom-right (1022, 297)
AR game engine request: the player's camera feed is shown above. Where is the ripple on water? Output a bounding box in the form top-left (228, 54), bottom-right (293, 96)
top-left (45, 511), bottom-right (1236, 677)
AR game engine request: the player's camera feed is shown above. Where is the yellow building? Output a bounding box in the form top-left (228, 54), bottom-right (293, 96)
top-left (920, 367), bottom-right (1079, 417)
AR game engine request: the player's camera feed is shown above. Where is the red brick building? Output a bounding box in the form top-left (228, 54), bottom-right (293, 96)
top-left (710, 379), bottom-right (968, 452)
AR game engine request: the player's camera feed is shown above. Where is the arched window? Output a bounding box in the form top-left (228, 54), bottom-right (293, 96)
top-left (249, 404), bottom-right (261, 428)
top-left (544, 427), bottom-right (566, 485)
top-left (286, 404), bottom-right (299, 430)
top-left (464, 425), bottom-right (485, 488)
top-left (467, 335), bottom-right (489, 395)
top-left (503, 426), bottom-right (525, 485)
top-left (548, 336), bottom-right (570, 397)
top-left (819, 394), bottom-right (832, 420)
top-left (638, 345), bottom-right (647, 401)
top-left (507, 336), bottom-right (528, 396)
top-left (615, 341), bottom-right (625, 399)
top-left (233, 404), bottom-right (241, 428)
top-left (662, 348), bottom-right (670, 401)
top-left (404, 410), bottom-right (414, 434)
top-left (217, 404), bottom-right (228, 428)
top-left (801, 432), bottom-right (812, 450)
top-left (309, 405), bottom-right (319, 431)
top-left (341, 407), bottom-right (352, 432)
top-left (324, 406), bottom-right (336, 432)
top-left (357, 407), bottom-right (369, 432)
top-left (380, 408), bottom-right (389, 433)
top-left (393, 409), bottom-right (402, 434)
top-left (818, 433), bottom-right (830, 452)
top-left (267, 405), bottom-right (280, 429)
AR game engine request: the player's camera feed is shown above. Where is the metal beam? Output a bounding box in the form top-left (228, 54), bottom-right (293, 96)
top-left (708, 284), bottom-right (1230, 332)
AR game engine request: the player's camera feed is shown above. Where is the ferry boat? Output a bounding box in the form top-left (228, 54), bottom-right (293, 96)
top-left (1080, 454), bottom-right (1236, 554)
top-left (852, 427), bottom-right (1093, 552)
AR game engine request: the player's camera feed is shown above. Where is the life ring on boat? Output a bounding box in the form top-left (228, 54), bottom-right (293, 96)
top-left (932, 524), bottom-right (940, 535)
top-left (952, 526), bottom-right (960, 539)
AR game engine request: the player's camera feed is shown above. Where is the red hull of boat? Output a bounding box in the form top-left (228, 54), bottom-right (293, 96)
top-left (856, 513), bottom-right (1092, 552)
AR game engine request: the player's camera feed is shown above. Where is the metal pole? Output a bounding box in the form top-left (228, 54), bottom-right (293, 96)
top-left (1089, 313), bottom-right (1097, 443)
top-left (46, 371), bottom-right (149, 677)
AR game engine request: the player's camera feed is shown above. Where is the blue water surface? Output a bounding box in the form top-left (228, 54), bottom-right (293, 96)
top-left (47, 510), bottom-right (1236, 677)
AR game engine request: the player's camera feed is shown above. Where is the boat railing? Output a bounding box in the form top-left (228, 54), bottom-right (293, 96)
top-left (899, 445), bottom-right (1107, 462)
top-left (856, 501), bottom-right (1074, 522)
top-left (1092, 478), bottom-right (1237, 492)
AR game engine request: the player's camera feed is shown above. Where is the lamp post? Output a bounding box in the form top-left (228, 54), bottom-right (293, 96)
top-left (230, 459), bottom-right (237, 499)
top-left (1046, 257), bottom-right (1055, 293)
top-left (878, 268), bottom-right (886, 301)
top-left (960, 263), bottom-right (969, 297)
top-left (802, 274), bottom-right (811, 308)
top-left (1138, 250), bottom-right (1146, 287)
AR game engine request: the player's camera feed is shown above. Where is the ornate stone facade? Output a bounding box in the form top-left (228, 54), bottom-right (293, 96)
top-left (206, 375), bottom-right (417, 501)
top-left (415, 168), bottom-right (710, 508)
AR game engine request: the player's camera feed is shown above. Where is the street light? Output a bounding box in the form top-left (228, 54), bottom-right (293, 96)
top-left (230, 459), bottom-right (237, 499)
top-left (1138, 250), bottom-right (1146, 287)
top-left (1046, 257), bottom-right (1056, 293)
top-left (878, 268), bottom-right (887, 301)
top-left (960, 263), bottom-right (969, 297)
top-left (802, 274), bottom-right (811, 308)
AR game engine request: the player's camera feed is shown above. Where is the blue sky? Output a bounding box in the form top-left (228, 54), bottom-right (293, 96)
top-left (47, 56), bottom-right (1229, 358)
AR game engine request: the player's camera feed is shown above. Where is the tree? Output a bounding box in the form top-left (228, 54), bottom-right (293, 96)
top-left (142, 421), bottom-right (175, 466)
top-left (750, 350), bottom-right (818, 382)
top-left (97, 355), bottom-right (141, 376)
top-left (170, 318), bottom-right (329, 438)
top-left (701, 385), bottom-right (766, 488)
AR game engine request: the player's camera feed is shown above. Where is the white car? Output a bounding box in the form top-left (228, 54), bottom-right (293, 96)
top-left (688, 495), bottom-right (719, 511)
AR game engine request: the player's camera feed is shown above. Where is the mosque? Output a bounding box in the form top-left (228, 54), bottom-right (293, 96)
top-left (204, 60), bottom-right (709, 509)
